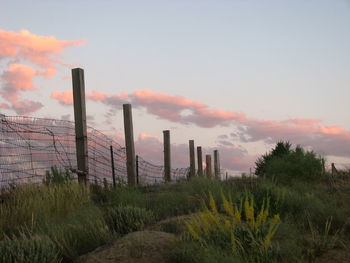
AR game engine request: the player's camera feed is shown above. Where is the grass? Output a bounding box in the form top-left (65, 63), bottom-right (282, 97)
top-left (1, 159), bottom-right (349, 262)
top-left (0, 182), bottom-right (90, 239)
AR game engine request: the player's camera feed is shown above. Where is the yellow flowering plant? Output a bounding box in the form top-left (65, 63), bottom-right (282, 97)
top-left (186, 192), bottom-right (281, 262)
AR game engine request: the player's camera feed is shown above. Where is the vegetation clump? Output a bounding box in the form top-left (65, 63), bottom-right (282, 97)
top-left (0, 144), bottom-right (349, 263)
top-left (185, 193), bottom-right (281, 262)
top-left (0, 233), bottom-right (61, 263)
top-left (255, 141), bottom-right (324, 183)
top-left (104, 205), bottom-right (155, 235)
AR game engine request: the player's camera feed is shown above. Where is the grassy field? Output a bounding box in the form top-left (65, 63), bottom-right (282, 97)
top-left (1, 143), bottom-right (349, 263)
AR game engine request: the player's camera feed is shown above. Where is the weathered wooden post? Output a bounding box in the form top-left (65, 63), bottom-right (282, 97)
top-left (189, 140), bottom-right (196, 178)
top-left (163, 130), bottom-right (171, 182)
top-left (72, 68), bottom-right (88, 184)
top-left (214, 150), bottom-right (220, 179)
top-left (197, 146), bottom-right (203, 176)
top-left (206, 154), bottom-right (212, 178)
top-left (110, 145), bottom-right (116, 188)
top-left (123, 104), bottom-right (136, 186)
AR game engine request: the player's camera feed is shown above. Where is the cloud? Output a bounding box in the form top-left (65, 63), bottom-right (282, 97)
top-left (50, 88), bottom-right (350, 159)
top-left (0, 29), bottom-right (84, 72)
top-left (0, 64), bottom-right (43, 114)
top-left (0, 29), bottom-right (83, 114)
top-left (51, 90), bottom-right (73, 105)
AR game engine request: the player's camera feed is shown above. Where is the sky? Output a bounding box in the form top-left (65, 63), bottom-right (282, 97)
top-left (1, 0), bottom-right (350, 174)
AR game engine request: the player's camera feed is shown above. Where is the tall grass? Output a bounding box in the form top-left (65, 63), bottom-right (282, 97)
top-left (0, 182), bottom-right (90, 238)
top-left (0, 233), bottom-right (62, 263)
top-left (43, 205), bottom-right (110, 261)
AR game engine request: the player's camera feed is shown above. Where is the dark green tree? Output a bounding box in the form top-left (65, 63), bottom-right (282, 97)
top-left (255, 141), bottom-right (292, 176)
top-left (255, 141), bottom-right (324, 183)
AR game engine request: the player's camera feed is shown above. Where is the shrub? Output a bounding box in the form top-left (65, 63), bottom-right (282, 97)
top-left (104, 205), bottom-right (155, 235)
top-left (255, 142), bottom-right (324, 183)
top-left (0, 233), bottom-right (62, 263)
top-left (186, 193), bottom-right (281, 262)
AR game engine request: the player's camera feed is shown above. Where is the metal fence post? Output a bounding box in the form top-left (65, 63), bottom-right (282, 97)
top-left (136, 155), bottom-right (139, 185)
top-left (110, 145), bottom-right (116, 188)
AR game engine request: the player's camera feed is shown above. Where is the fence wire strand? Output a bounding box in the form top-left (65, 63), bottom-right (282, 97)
top-left (0, 114), bottom-right (188, 188)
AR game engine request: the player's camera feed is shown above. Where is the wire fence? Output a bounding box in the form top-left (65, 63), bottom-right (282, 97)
top-left (137, 156), bottom-right (189, 185)
top-left (0, 114), bottom-right (189, 189)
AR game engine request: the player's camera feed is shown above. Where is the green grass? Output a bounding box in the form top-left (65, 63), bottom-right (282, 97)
top-left (0, 233), bottom-right (61, 263)
top-left (1, 159), bottom-right (349, 263)
top-left (0, 182), bottom-right (90, 239)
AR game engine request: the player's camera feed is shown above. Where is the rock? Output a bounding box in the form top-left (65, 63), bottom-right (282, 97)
top-left (75, 231), bottom-right (177, 263)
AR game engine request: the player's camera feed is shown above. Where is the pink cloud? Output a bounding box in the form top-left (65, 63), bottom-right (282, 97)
top-left (50, 88), bottom-right (350, 159)
top-left (0, 64), bottom-right (43, 114)
top-left (86, 90), bottom-right (110, 102)
top-left (138, 132), bottom-right (159, 140)
top-left (51, 90), bottom-right (73, 105)
top-left (0, 29), bottom-right (84, 70)
top-left (0, 29), bottom-right (83, 114)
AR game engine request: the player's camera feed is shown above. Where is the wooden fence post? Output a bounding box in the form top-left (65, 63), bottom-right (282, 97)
top-left (206, 154), bottom-right (212, 178)
top-left (214, 150), bottom-right (220, 179)
top-left (197, 146), bottom-right (203, 176)
top-left (163, 130), bottom-right (171, 182)
top-left (189, 140), bottom-right (195, 178)
top-left (72, 68), bottom-right (88, 184)
top-left (110, 145), bottom-right (116, 188)
top-left (123, 104), bottom-right (136, 186)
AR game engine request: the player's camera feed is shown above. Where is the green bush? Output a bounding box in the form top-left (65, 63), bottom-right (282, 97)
top-left (255, 142), bottom-right (324, 183)
top-left (104, 205), bottom-right (155, 235)
top-left (0, 234), bottom-right (62, 263)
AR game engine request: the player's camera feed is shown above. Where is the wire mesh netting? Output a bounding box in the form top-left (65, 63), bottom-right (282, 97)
top-left (0, 114), bottom-right (189, 188)
top-left (137, 156), bottom-right (189, 185)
